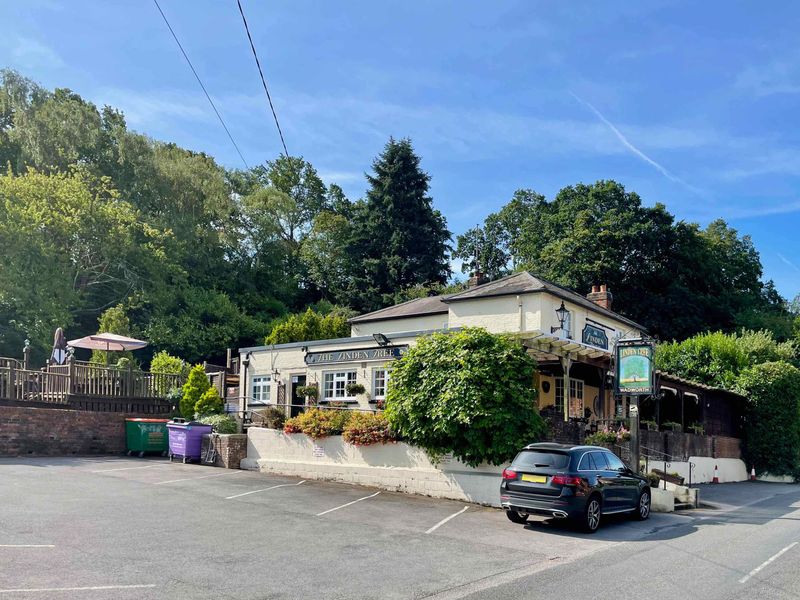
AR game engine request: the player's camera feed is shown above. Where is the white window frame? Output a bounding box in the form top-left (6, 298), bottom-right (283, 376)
top-left (372, 368), bottom-right (389, 400)
top-left (555, 377), bottom-right (584, 413)
top-left (250, 375), bottom-right (271, 405)
top-left (322, 370), bottom-right (357, 402)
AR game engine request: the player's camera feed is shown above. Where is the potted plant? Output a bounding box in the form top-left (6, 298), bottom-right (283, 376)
top-left (662, 421), bottom-right (682, 433)
top-left (345, 382), bottom-right (366, 397)
top-left (641, 419), bottom-right (658, 432)
top-left (296, 384), bottom-right (319, 407)
top-left (688, 423), bottom-right (704, 435)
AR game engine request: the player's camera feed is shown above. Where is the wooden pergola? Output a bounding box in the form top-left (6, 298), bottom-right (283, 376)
top-left (513, 330), bottom-right (613, 422)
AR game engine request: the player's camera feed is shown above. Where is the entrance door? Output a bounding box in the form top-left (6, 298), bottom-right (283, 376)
top-left (290, 375), bottom-right (307, 417)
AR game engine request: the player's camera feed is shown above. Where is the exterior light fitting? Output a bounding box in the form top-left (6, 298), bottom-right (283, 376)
top-left (555, 301), bottom-right (569, 329)
top-left (373, 333), bottom-right (391, 347)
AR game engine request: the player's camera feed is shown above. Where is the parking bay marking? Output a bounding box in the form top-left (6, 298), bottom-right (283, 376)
top-left (0, 584), bottom-right (156, 594)
top-left (154, 470), bottom-right (243, 485)
top-left (739, 541), bottom-right (798, 583)
top-left (316, 491), bottom-right (381, 516)
top-left (90, 464), bottom-right (170, 473)
top-left (425, 506), bottom-right (469, 534)
top-left (225, 480), bottom-right (307, 500)
top-left (0, 545), bottom-right (54, 548)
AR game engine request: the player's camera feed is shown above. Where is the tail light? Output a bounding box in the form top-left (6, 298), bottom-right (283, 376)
top-left (501, 469), bottom-right (518, 480)
top-left (551, 474), bottom-right (583, 486)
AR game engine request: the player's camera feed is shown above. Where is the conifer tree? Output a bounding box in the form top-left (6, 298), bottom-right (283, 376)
top-left (348, 138), bottom-right (450, 312)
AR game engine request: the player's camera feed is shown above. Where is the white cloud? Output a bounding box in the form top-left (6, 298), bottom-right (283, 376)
top-left (778, 253), bottom-right (800, 272)
top-left (6, 36), bottom-right (63, 70)
top-left (736, 59), bottom-right (800, 97)
top-left (569, 92), bottom-right (702, 194)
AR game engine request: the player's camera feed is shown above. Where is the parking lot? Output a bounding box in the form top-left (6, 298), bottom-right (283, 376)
top-left (0, 455), bottom-right (698, 599)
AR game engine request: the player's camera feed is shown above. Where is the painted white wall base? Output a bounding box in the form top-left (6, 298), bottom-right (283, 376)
top-left (645, 457), bottom-right (748, 484)
top-left (650, 487), bottom-right (674, 512)
top-left (246, 428), bottom-right (678, 511)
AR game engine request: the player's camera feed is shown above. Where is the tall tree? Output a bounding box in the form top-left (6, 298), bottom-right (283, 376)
top-left (347, 138), bottom-right (451, 312)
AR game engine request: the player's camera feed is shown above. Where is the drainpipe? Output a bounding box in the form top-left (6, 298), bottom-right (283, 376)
top-left (517, 295), bottom-right (523, 332)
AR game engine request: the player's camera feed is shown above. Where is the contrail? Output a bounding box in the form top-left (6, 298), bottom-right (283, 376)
top-left (570, 92), bottom-right (701, 194)
top-left (777, 253), bottom-right (800, 272)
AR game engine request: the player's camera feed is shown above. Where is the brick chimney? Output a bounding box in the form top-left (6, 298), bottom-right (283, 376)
top-left (467, 271), bottom-right (488, 288)
top-left (587, 284), bottom-right (613, 310)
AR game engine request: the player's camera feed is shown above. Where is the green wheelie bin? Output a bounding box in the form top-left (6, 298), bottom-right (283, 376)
top-left (125, 418), bottom-right (169, 457)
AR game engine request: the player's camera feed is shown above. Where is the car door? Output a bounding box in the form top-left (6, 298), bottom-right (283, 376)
top-left (603, 452), bottom-right (640, 509)
top-left (590, 451), bottom-right (623, 511)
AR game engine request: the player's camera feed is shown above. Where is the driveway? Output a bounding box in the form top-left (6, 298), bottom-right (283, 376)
top-left (1, 457), bottom-right (798, 599)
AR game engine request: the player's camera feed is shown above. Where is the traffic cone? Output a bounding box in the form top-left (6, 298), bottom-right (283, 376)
top-left (712, 464), bottom-right (720, 484)
top-left (750, 466), bottom-right (756, 481)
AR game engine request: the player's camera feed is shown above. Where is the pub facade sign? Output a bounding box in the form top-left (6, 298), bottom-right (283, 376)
top-left (304, 345), bottom-right (408, 366)
top-left (615, 340), bottom-right (654, 395)
top-left (581, 323), bottom-right (609, 349)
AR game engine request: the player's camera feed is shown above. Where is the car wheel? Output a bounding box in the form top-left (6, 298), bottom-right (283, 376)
top-left (634, 489), bottom-right (651, 521)
top-left (505, 510), bottom-right (528, 524)
top-left (582, 496), bottom-right (602, 533)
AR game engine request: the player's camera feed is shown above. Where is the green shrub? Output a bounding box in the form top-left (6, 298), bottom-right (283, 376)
top-left (180, 364), bottom-right (210, 418)
top-left (646, 472), bottom-right (661, 488)
top-left (283, 417), bottom-right (302, 434)
top-left (199, 413), bottom-right (238, 434)
top-left (585, 425), bottom-right (630, 446)
top-left (257, 406), bottom-right (286, 429)
top-left (343, 412), bottom-right (395, 446)
top-left (735, 361), bottom-right (800, 478)
top-left (385, 328), bottom-right (546, 466)
top-left (265, 308), bottom-right (350, 345)
top-left (295, 384), bottom-right (319, 399)
top-left (195, 387), bottom-right (223, 417)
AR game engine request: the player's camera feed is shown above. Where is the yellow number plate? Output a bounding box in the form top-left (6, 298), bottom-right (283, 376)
top-left (521, 474), bottom-right (547, 483)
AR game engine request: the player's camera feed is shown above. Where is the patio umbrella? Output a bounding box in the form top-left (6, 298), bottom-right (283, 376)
top-left (50, 327), bottom-right (68, 365)
top-left (67, 332), bottom-right (148, 364)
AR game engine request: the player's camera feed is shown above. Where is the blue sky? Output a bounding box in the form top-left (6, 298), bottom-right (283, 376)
top-left (1, 1), bottom-right (798, 299)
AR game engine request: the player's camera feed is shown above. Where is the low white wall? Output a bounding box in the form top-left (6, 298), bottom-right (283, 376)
top-left (245, 428), bottom-right (679, 511)
top-left (651, 488), bottom-right (674, 512)
top-left (243, 428), bottom-right (506, 506)
top-left (645, 457), bottom-right (748, 484)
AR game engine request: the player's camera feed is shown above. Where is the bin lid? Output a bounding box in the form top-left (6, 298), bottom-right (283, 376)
top-left (126, 418), bottom-right (169, 423)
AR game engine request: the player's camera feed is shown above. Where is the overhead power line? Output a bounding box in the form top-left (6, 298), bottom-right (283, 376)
top-left (236, 0), bottom-right (290, 157)
top-left (152, 0), bottom-right (250, 169)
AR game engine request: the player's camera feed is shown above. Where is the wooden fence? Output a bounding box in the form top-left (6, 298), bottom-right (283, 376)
top-left (0, 359), bottom-right (183, 412)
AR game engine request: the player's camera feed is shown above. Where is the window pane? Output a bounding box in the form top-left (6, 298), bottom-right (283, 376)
top-left (578, 452), bottom-right (596, 471)
top-left (512, 451), bottom-right (570, 469)
top-left (604, 453), bottom-right (626, 471)
top-left (590, 452), bottom-right (610, 470)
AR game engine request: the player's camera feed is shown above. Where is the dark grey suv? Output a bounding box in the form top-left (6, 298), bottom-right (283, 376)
top-left (499, 442), bottom-right (651, 532)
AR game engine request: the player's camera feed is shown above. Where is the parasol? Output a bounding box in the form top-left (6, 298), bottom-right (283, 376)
top-left (50, 327), bottom-right (68, 365)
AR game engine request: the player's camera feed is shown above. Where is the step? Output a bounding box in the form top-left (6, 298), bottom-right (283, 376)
top-left (674, 502), bottom-right (695, 511)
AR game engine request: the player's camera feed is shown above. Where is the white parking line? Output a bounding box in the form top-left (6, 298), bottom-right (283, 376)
top-left (225, 480), bottom-right (306, 500)
top-left (0, 545), bottom-right (54, 548)
top-left (739, 541), bottom-right (798, 583)
top-left (90, 464), bottom-right (168, 473)
top-left (154, 470), bottom-right (243, 485)
top-left (316, 492), bottom-right (381, 516)
top-left (0, 584), bottom-right (156, 594)
top-left (425, 506), bottom-right (469, 534)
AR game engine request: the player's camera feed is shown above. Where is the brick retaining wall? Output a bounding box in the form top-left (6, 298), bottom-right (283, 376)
top-left (201, 433), bottom-right (247, 469)
top-left (0, 405), bottom-right (149, 456)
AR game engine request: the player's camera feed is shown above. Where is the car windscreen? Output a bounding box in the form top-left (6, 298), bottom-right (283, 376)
top-left (512, 450), bottom-right (570, 470)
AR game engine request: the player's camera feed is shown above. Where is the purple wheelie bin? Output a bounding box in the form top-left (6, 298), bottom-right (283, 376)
top-left (167, 420), bottom-right (213, 464)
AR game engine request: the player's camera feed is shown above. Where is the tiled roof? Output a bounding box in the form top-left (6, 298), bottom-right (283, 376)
top-left (444, 271), bottom-right (646, 331)
top-left (348, 295), bottom-right (449, 324)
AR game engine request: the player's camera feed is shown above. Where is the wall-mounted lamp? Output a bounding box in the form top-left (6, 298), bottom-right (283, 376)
top-left (555, 301), bottom-right (569, 330)
top-left (373, 333), bottom-right (390, 347)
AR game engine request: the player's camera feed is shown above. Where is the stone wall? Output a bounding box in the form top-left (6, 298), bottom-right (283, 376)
top-left (201, 433), bottom-right (247, 469)
top-left (0, 404), bottom-right (148, 456)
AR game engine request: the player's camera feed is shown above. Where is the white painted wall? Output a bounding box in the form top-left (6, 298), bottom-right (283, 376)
top-left (350, 314), bottom-right (448, 337)
top-left (645, 457), bottom-right (748, 484)
top-left (243, 427), bottom-right (507, 506)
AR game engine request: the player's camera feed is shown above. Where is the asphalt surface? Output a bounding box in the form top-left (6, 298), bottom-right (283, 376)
top-left (0, 457), bottom-right (798, 599)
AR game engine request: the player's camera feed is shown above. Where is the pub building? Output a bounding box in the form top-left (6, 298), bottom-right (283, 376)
top-left (238, 272), bottom-right (644, 419)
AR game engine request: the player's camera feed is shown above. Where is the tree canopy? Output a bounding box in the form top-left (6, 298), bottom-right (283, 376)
top-left (454, 180), bottom-right (792, 341)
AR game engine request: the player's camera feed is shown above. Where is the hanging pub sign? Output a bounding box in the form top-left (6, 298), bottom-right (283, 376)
top-left (581, 323), bottom-right (609, 349)
top-left (615, 339), bottom-right (654, 395)
top-left (304, 345), bottom-right (408, 366)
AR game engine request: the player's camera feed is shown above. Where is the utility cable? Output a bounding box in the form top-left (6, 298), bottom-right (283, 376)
top-left (236, 0), bottom-right (290, 157)
top-left (152, 0), bottom-right (250, 169)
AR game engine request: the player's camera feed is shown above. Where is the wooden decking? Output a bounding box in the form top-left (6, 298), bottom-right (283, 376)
top-left (0, 359), bottom-right (182, 414)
